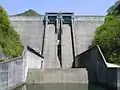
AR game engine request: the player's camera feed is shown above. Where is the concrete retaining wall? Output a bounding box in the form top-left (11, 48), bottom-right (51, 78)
top-left (0, 55), bottom-right (27, 90)
top-left (0, 46), bottom-right (44, 90)
top-left (73, 45), bottom-right (120, 89)
top-left (26, 46), bottom-right (44, 69)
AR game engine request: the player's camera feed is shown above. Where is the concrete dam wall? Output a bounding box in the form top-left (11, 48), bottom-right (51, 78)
top-left (73, 17), bottom-right (104, 55)
top-left (9, 15), bottom-right (104, 56)
top-left (9, 14), bottom-right (105, 69)
top-left (10, 16), bottom-right (44, 52)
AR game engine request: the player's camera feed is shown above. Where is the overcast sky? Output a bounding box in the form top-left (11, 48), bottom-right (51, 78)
top-left (0, 0), bottom-right (116, 15)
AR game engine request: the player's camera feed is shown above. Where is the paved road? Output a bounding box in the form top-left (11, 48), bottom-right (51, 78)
top-left (43, 24), bottom-right (60, 68)
top-left (62, 25), bottom-right (74, 68)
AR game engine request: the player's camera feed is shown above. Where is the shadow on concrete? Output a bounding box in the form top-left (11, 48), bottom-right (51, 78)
top-left (27, 45), bottom-right (44, 59)
top-left (72, 45), bottom-right (118, 89)
top-left (13, 83), bottom-right (116, 90)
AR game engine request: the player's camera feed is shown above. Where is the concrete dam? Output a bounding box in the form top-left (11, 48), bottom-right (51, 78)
top-left (10, 13), bottom-right (104, 68)
top-left (4, 12), bottom-right (120, 90)
top-left (1, 12), bottom-right (120, 90)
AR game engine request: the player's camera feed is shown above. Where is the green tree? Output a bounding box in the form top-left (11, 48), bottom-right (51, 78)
top-left (93, 1), bottom-right (120, 65)
top-left (93, 15), bottom-right (120, 64)
top-left (0, 5), bottom-right (23, 59)
top-left (107, 1), bottom-right (120, 15)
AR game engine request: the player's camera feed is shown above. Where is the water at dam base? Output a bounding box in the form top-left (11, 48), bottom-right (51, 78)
top-left (13, 84), bottom-right (113, 90)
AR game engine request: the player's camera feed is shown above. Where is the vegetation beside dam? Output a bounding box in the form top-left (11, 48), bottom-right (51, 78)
top-left (93, 1), bottom-right (120, 65)
top-left (0, 5), bottom-right (23, 60)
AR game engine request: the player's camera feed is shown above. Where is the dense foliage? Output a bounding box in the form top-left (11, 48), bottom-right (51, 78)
top-left (107, 1), bottom-right (120, 15)
top-left (13, 9), bottom-right (40, 16)
top-left (93, 1), bottom-right (120, 65)
top-left (0, 5), bottom-right (23, 58)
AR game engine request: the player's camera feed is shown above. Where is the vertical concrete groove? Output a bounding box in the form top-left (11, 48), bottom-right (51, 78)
top-left (41, 19), bottom-right (47, 55)
top-left (70, 20), bottom-right (76, 63)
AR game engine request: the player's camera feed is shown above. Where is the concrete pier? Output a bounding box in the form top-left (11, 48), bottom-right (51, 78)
top-left (43, 25), bottom-right (60, 68)
top-left (62, 25), bottom-right (74, 68)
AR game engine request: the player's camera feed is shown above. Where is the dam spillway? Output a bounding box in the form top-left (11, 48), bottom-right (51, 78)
top-left (42, 13), bottom-right (75, 68)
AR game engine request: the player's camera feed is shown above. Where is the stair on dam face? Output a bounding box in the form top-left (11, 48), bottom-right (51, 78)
top-left (26, 68), bottom-right (88, 84)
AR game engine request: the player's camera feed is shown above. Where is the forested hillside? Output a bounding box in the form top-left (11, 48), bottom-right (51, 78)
top-left (93, 1), bottom-right (120, 65)
top-left (0, 5), bottom-right (23, 60)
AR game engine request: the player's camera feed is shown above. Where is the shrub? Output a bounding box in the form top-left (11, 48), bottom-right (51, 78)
top-left (0, 5), bottom-right (23, 58)
top-left (93, 15), bottom-right (120, 65)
